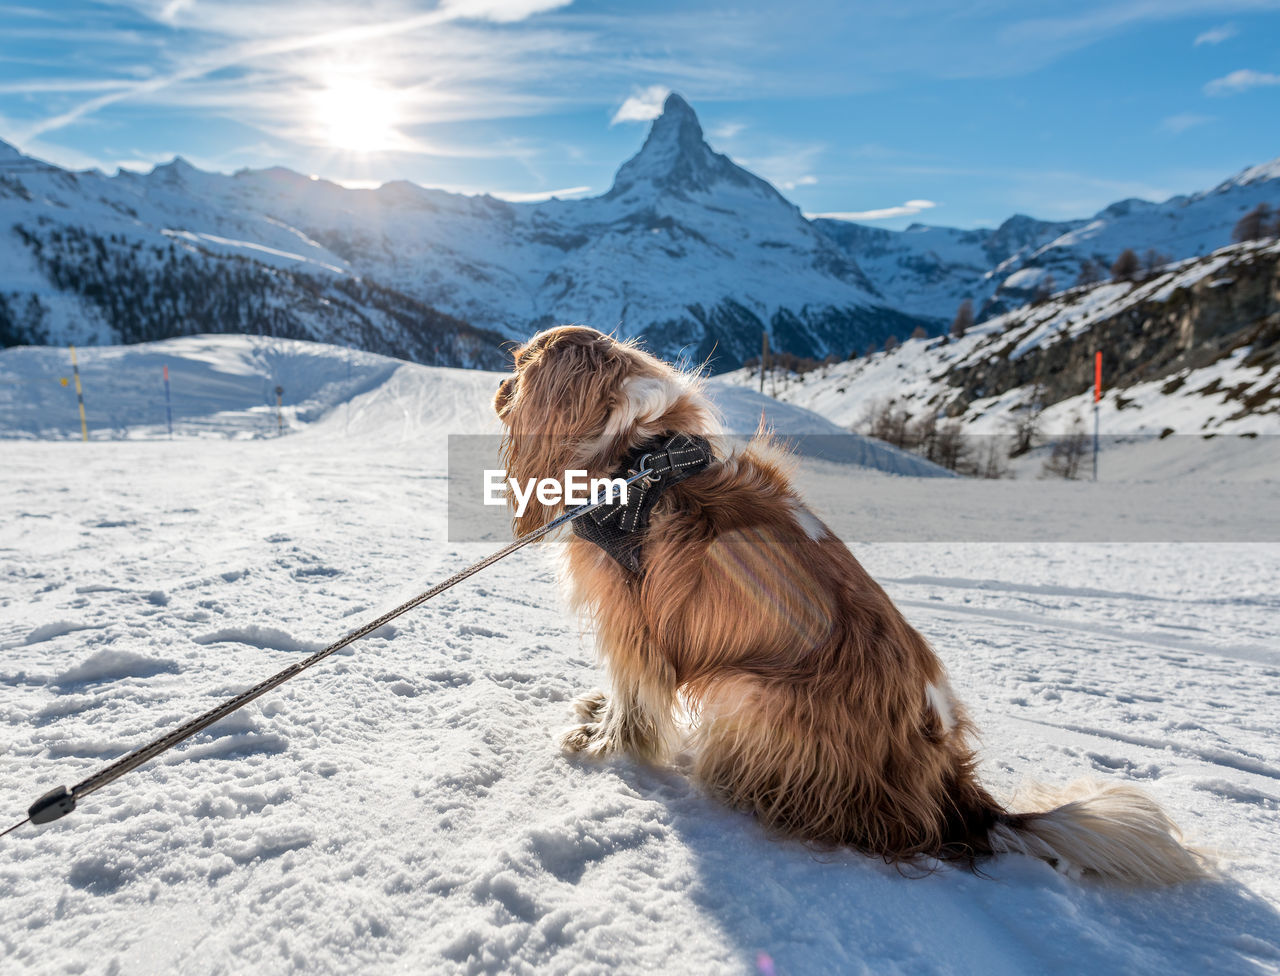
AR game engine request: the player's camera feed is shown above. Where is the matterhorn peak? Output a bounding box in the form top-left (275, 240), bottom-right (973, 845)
top-left (647, 92), bottom-right (703, 144)
top-left (607, 92), bottom-right (771, 200)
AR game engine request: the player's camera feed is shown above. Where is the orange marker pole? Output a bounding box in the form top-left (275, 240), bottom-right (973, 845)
top-left (69, 345), bottom-right (88, 442)
top-left (1092, 351), bottom-right (1101, 482)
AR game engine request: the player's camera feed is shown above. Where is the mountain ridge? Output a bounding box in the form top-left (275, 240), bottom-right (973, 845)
top-left (2, 96), bottom-right (1278, 370)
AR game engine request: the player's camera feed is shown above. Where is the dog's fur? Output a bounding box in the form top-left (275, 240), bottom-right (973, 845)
top-left (495, 325), bottom-right (1209, 884)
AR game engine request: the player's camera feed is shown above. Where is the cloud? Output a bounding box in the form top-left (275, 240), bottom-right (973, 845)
top-left (709, 121), bottom-right (745, 141)
top-left (1194, 23), bottom-right (1236, 45)
top-left (16, 0), bottom-right (583, 143)
top-left (0, 79), bottom-right (135, 95)
top-left (490, 184), bottom-right (592, 201)
top-left (737, 142), bottom-right (825, 191)
top-left (1160, 112), bottom-right (1214, 133)
top-left (160, 0), bottom-right (195, 22)
top-left (439, 0), bottom-right (573, 22)
top-left (808, 199), bottom-right (938, 222)
top-left (1204, 68), bottom-right (1280, 96)
top-left (610, 85), bottom-right (671, 125)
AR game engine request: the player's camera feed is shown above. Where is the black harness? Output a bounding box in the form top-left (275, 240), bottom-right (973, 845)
top-left (572, 432), bottom-right (715, 574)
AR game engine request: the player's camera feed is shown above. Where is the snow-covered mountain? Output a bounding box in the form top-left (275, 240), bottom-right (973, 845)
top-left (814, 215), bottom-right (1080, 323)
top-left (0, 96), bottom-right (927, 369)
top-left (816, 158), bottom-right (1280, 324)
top-left (4, 94), bottom-right (1279, 370)
top-left (728, 236), bottom-right (1280, 444)
top-left (0, 141), bottom-right (506, 368)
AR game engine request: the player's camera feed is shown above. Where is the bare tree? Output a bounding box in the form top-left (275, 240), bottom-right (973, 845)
top-left (1233, 203), bottom-right (1275, 243)
top-left (1111, 248), bottom-right (1141, 283)
top-left (1041, 417), bottom-right (1089, 479)
top-left (866, 400), bottom-right (912, 448)
top-left (1006, 383), bottom-right (1046, 457)
top-left (951, 299), bottom-right (974, 339)
top-left (933, 421), bottom-right (971, 472)
top-left (1032, 273), bottom-right (1057, 305)
top-left (973, 437), bottom-right (1010, 479)
top-left (882, 334), bottom-right (899, 354)
top-left (910, 325), bottom-right (928, 340)
top-left (910, 411), bottom-right (939, 461)
top-left (1075, 259), bottom-right (1103, 287)
top-left (1142, 248), bottom-right (1172, 277)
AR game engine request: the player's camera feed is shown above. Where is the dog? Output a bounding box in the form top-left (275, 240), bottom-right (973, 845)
top-left (494, 325), bottom-right (1208, 884)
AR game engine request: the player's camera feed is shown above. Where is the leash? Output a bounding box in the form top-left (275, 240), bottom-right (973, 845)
top-left (2, 465), bottom-right (653, 839)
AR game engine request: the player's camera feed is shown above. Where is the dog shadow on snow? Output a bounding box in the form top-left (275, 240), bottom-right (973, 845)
top-left (602, 759), bottom-right (1280, 975)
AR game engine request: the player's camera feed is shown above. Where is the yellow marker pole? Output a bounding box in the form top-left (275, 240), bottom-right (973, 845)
top-left (69, 345), bottom-right (88, 442)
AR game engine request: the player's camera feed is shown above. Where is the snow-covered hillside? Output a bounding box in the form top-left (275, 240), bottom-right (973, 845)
top-left (2, 337), bottom-right (1279, 974)
top-left (5, 97), bottom-right (1279, 369)
top-left (729, 238), bottom-right (1280, 460)
top-left (814, 213), bottom-right (1081, 322)
top-left (816, 157), bottom-right (1280, 323)
top-left (0, 143), bottom-right (504, 368)
top-left (0, 335), bottom-right (941, 477)
top-left (0, 96), bottom-right (927, 370)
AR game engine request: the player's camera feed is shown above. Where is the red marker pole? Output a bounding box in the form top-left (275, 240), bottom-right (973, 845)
top-left (1093, 351), bottom-right (1102, 482)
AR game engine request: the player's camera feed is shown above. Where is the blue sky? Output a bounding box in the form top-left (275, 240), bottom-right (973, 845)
top-left (2, 0), bottom-right (1279, 229)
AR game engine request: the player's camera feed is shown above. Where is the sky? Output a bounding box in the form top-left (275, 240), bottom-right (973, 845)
top-left (1, 0), bottom-right (1279, 230)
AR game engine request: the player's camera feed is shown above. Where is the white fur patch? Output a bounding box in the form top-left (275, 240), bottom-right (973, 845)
top-left (598, 374), bottom-right (722, 448)
top-left (925, 681), bottom-right (955, 734)
top-left (603, 375), bottom-right (687, 440)
top-left (789, 501), bottom-right (828, 541)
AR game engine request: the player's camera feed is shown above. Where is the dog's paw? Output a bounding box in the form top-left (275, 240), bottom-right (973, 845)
top-left (571, 689), bottom-right (608, 722)
top-left (559, 722), bottom-right (617, 757)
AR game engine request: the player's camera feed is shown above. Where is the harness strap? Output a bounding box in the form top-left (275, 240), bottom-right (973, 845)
top-left (572, 432), bottom-right (715, 573)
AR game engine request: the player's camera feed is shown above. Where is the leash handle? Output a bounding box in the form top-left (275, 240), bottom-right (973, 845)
top-left (5, 466), bottom-right (651, 836)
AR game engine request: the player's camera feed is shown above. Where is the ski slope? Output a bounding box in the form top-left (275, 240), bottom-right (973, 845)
top-left (1, 338), bottom-right (1279, 975)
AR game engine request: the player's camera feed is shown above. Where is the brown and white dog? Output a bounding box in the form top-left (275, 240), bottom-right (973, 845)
top-left (494, 325), bottom-right (1208, 884)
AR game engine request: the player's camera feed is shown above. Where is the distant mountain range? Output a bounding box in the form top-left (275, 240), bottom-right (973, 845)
top-left (817, 156), bottom-right (1280, 324)
top-left (2, 94), bottom-right (1278, 370)
top-left (728, 236), bottom-right (1280, 438)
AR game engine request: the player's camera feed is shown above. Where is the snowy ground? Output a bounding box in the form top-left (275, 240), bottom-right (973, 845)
top-left (2, 338), bottom-right (1279, 975)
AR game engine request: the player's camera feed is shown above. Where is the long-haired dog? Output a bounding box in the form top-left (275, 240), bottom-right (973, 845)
top-left (494, 325), bottom-right (1208, 885)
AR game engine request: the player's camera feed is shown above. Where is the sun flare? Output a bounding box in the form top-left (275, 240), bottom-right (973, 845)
top-left (313, 79), bottom-right (403, 153)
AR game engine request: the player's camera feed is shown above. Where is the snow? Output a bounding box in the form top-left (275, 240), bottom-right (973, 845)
top-left (0, 95), bottom-right (900, 368)
top-left (815, 154), bottom-right (1280, 323)
top-left (724, 237), bottom-right (1280, 448)
top-left (159, 229), bottom-right (349, 275)
top-left (2, 337), bottom-right (1279, 974)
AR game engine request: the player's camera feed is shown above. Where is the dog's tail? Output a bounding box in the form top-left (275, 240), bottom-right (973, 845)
top-left (986, 780), bottom-right (1211, 885)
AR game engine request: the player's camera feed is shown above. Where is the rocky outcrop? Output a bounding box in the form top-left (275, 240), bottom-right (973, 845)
top-left (939, 243), bottom-right (1280, 418)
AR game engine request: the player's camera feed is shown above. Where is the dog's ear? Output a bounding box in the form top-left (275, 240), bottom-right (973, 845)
top-left (494, 375), bottom-right (516, 422)
top-left (501, 328), bottom-right (631, 534)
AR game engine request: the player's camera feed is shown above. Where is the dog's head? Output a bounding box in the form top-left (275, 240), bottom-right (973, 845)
top-left (494, 325), bottom-right (717, 533)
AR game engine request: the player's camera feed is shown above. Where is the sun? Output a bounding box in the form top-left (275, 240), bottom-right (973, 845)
top-left (313, 79), bottom-right (403, 153)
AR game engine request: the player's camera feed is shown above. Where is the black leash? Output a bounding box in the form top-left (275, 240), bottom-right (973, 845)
top-left (3, 466), bottom-right (652, 838)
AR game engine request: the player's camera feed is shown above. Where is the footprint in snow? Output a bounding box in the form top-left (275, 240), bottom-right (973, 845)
top-left (53, 648), bottom-right (179, 687)
top-left (458, 624), bottom-right (507, 639)
top-left (192, 625), bottom-right (323, 654)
